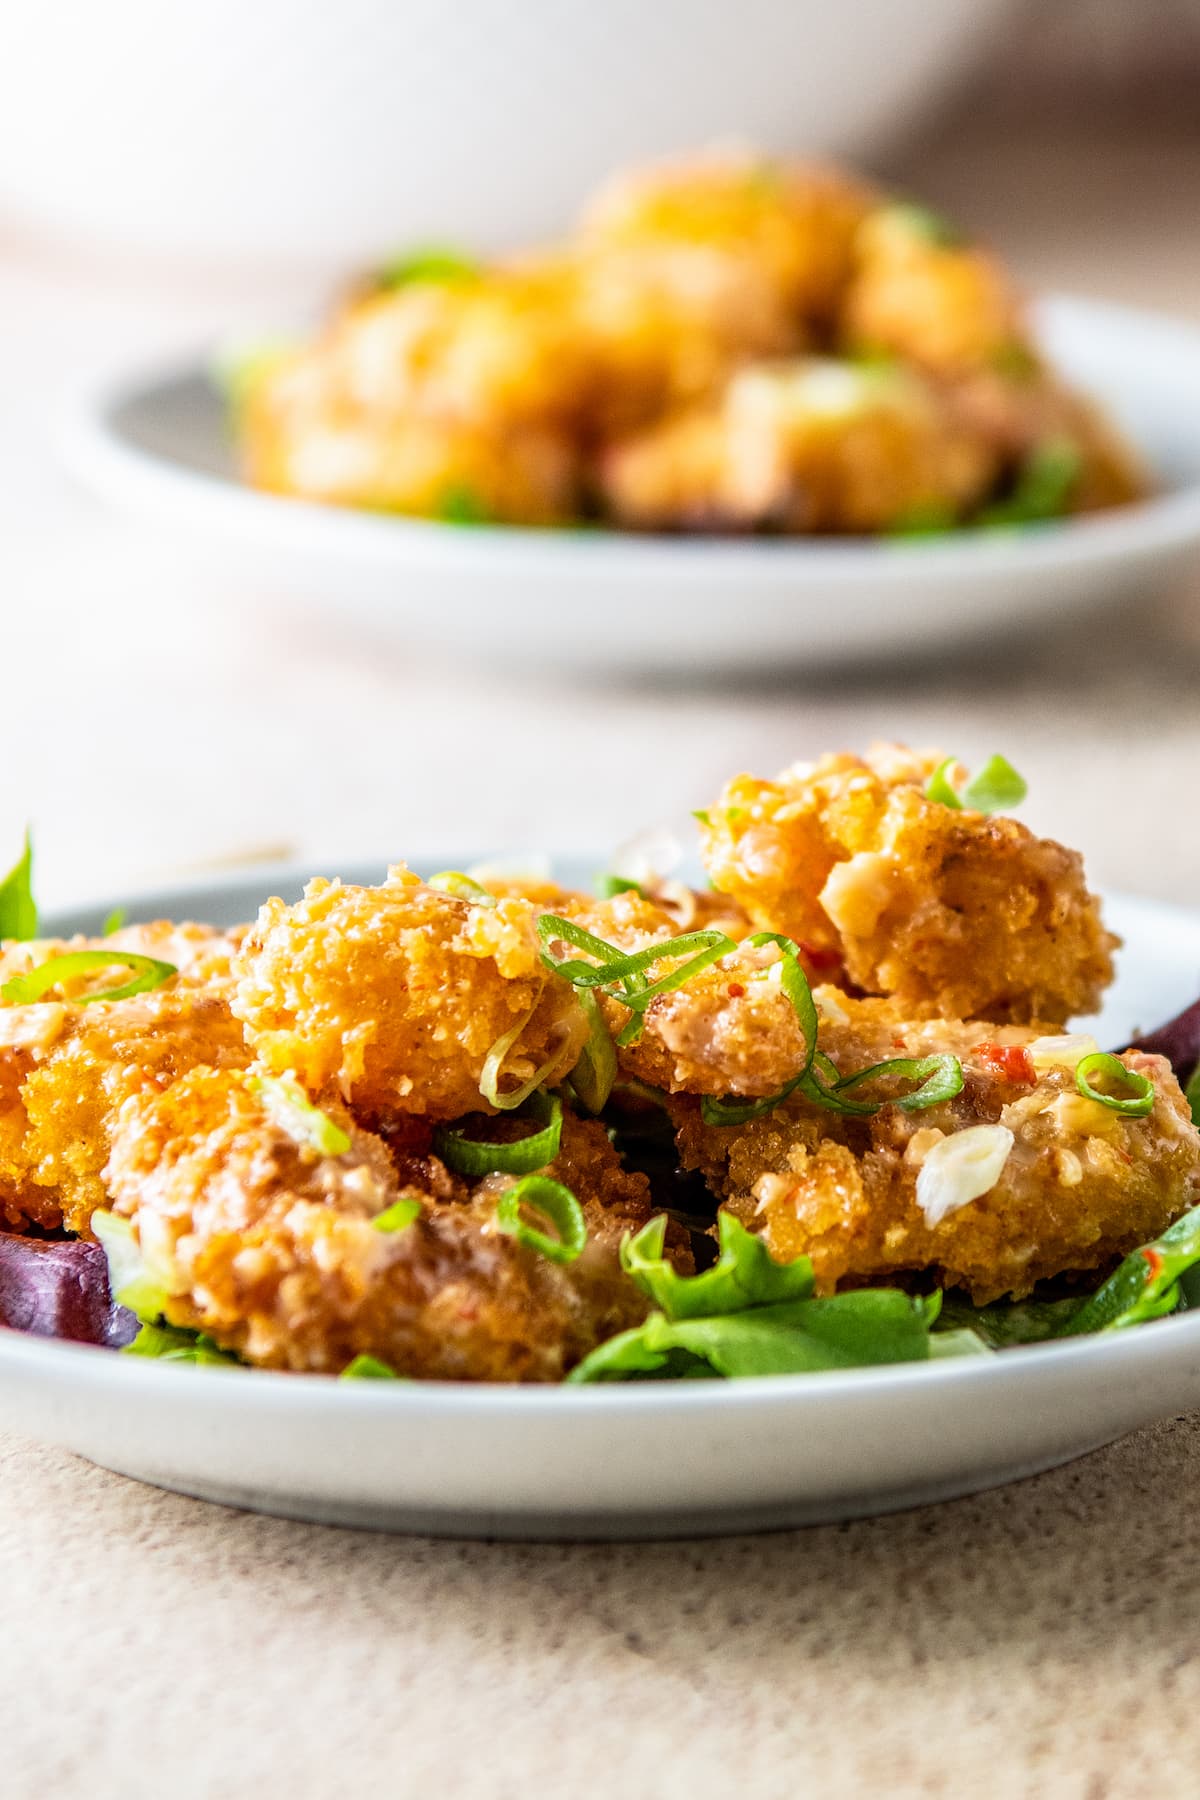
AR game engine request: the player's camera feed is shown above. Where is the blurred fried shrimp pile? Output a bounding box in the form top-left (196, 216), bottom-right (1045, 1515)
top-left (237, 148), bottom-right (1145, 532)
top-left (1, 743), bottom-right (1197, 1378)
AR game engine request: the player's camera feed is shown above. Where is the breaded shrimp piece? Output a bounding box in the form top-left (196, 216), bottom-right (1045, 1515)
top-left (105, 1067), bottom-right (655, 1379)
top-left (672, 1007), bottom-right (1200, 1302)
top-left (241, 344), bottom-right (578, 524)
top-left (698, 745), bottom-right (1116, 1023)
top-left (0, 922), bottom-right (249, 1234)
top-left (551, 891), bottom-right (825, 1099)
top-left (841, 203), bottom-right (1031, 378)
top-left (581, 149), bottom-right (877, 326)
top-left (570, 242), bottom-right (802, 436)
top-left (232, 867), bottom-right (587, 1125)
top-left (599, 358), bottom-right (999, 533)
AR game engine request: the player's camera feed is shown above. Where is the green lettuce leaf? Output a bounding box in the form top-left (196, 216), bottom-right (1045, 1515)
top-left (123, 1322), bottom-right (241, 1365)
top-left (620, 1211), bottom-right (815, 1320)
top-left (569, 1286), bottom-right (936, 1383)
top-left (935, 1293), bottom-right (1082, 1348)
top-left (1060, 1205), bottom-right (1200, 1334)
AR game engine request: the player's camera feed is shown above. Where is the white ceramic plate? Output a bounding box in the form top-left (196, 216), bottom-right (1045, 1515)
top-left (61, 296), bottom-right (1200, 675)
top-left (1, 862), bottom-right (1199, 1540)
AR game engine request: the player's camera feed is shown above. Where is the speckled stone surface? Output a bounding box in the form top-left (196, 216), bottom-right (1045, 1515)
top-left (4, 113), bottom-right (1200, 1799)
top-left (4, 1418), bottom-right (1199, 1798)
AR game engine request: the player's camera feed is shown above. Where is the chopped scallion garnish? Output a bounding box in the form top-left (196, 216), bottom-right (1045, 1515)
top-left (1074, 1052), bottom-right (1155, 1118)
top-left (435, 1090), bottom-right (563, 1178)
top-left (979, 439), bottom-right (1083, 528)
top-left (829, 1052), bottom-right (965, 1114)
top-left (377, 245), bottom-right (480, 289)
top-left (247, 1071), bottom-right (352, 1156)
top-left (0, 831), bottom-right (37, 943)
top-left (594, 874), bottom-right (647, 900)
top-left (536, 913), bottom-right (738, 1048)
top-left (340, 1354), bottom-right (400, 1379)
top-left (429, 871), bottom-right (497, 906)
top-left (495, 1174), bottom-right (586, 1265)
top-left (925, 754), bottom-right (1027, 814)
top-left (1, 948), bottom-right (176, 1007)
top-left (373, 1197), bottom-right (422, 1233)
top-left (478, 1006), bottom-right (574, 1110)
top-left (102, 907), bottom-right (127, 936)
top-left (568, 990), bottom-right (617, 1114)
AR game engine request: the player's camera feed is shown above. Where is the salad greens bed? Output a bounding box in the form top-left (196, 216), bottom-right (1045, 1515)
top-left (3, 827), bottom-right (1200, 1386)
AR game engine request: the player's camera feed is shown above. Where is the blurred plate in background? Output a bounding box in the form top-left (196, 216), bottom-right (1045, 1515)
top-left (62, 295), bottom-right (1200, 675)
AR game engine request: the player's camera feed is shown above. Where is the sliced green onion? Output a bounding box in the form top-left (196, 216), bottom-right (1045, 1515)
top-left (102, 907), bottom-right (127, 936)
top-left (1186, 1065), bottom-right (1200, 1128)
top-left (248, 1071), bottom-right (351, 1156)
top-left (435, 1090), bottom-right (562, 1178)
top-left (831, 1053), bottom-right (965, 1114)
top-left (979, 438), bottom-right (1083, 528)
top-left (0, 831), bottom-right (37, 942)
top-left (887, 501), bottom-right (958, 539)
top-left (691, 809), bottom-right (712, 828)
top-left (93, 1209), bottom-right (173, 1325)
top-left (536, 914), bottom-right (630, 987)
top-left (925, 754), bottom-right (1027, 814)
top-left (1075, 1052), bottom-right (1155, 1118)
top-left (883, 201), bottom-right (962, 246)
top-left (340, 1354), bottom-right (400, 1380)
top-left (436, 484), bottom-right (491, 526)
top-left (429, 870), bottom-right (497, 906)
top-left (373, 1197), bottom-right (422, 1233)
top-left (594, 874), bottom-right (646, 900)
top-left (569, 990), bottom-right (617, 1114)
top-left (495, 1174), bottom-right (586, 1265)
top-left (1, 948), bottom-right (177, 1007)
top-left (377, 245), bottom-right (480, 289)
top-left (478, 1006), bottom-right (574, 1110)
top-left (537, 914), bottom-right (738, 1048)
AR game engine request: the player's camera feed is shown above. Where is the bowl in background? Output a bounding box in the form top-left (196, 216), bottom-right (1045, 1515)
top-left (0, 0), bottom-right (1019, 267)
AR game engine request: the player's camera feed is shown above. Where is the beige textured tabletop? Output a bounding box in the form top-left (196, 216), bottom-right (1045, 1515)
top-left (4, 115), bottom-right (1200, 1798)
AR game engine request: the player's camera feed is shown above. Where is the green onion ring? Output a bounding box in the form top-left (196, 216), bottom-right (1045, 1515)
top-left (248, 1071), bottom-right (352, 1157)
top-left (429, 870), bottom-right (497, 906)
top-left (1075, 1052), bottom-right (1155, 1118)
top-left (1, 949), bottom-right (177, 1007)
top-left (831, 1053), bottom-right (964, 1114)
top-left (373, 1197), bottom-right (422, 1233)
top-left (495, 1174), bottom-right (587, 1265)
top-left (478, 1006), bottom-right (576, 1111)
top-left (435, 1091), bottom-right (563, 1178)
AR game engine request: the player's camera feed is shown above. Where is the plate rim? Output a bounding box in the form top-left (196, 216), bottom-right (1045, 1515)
top-left (58, 290), bottom-right (1200, 579)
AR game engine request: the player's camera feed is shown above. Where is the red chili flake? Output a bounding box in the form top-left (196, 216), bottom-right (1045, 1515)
top-left (798, 939), bottom-right (842, 973)
top-left (727, 982), bottom-right (746, 999)
top-left (1143, 1247), bottom-right (1164, 1281)
top-left (974, 1042), bottom-right (1035, 1085)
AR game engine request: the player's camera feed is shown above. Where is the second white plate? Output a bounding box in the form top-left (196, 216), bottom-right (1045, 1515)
top-left (61, 295), bottom-right (1200, 674)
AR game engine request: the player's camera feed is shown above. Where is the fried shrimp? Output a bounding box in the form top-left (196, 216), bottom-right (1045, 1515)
top-left (672, 1003), bottom-right (1200, 1303)
top-left (552, 891), bottom-right (823, 1098)
top-left (233, 867), bottom-right (587, 1125)
top-left (840, 203), bottom-right (1031, 379)
top-left (598, 358), bottom-right (999, 533)
top-left (0, 922), bottom-right (249, 1234)
top-left (698, 745), bottom-right (1116, 1023)
top-left (105, 1067), bottom-right (656, 1379)
top-left (580, 150), bottom-right (877, 326)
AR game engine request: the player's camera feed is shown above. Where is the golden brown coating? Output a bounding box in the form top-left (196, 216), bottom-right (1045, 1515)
top-left (0, 922), bottom-right (249, 1234)
top-left (232, 867), bottom-right (586, 1124)
top-left (553, 891), bottom-right (823, 1098)
top-left (106, 1067), bottom-right (655, 1379)
top-left (698, 746), bottom-right (1116, 1023)
top-left (580, 149), bottom-right (877, 326)
top-left (598, 358), bottom-right (999, 533)
top-left (840, 203), bottom-right (1031, 379)
top-left (569, 241), bottom-right (801, 436)
top-left (673, 1005), bottom-right (1200, 1302)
